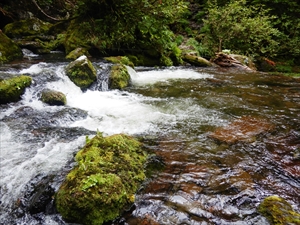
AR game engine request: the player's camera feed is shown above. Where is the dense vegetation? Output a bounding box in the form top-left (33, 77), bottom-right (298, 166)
top-left (0, 0), bottom-right (299, 69)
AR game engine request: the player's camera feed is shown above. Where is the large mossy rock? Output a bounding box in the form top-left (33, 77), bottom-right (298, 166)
top-left (258, 195), bottom-right (300, 225)
top-left (0, 75), bottom-right (32, 104)
top-left (55, 133), bottom-right (148, 225)
top-left (0, 30), bottom-right (23, 63)
top-left (40, 89), bottom-right (66, 106)
top-left (3, 18), bottom-right (52, 38)
top-left (109, 64), bottom-right (131, 90)
top-left (65, 55), bottom-right (97, 89)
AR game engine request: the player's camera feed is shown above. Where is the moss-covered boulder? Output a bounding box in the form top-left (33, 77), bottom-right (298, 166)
top-left (55, 133), bottom-right (148, 225)
top-left (3, 18), bottom-right (52, 38)
top-left (104, 56), bottom-right (134, 68)
top-left (0, 75), bottom-right (32, 104)
top-left (40, 89), bottom-right (66, 106)
top-left (65, 55), bottom-right (97, 89)
top-left (258, 195), bottom-right (300, 225)
top-left (109, 64), bottom-right (131, 90)
top-left (66, 47), bottom-right (90, 60)
top-left (182, 53), bottom-right (212, 67)
top-left (0, 30), bottom-right (23, 63)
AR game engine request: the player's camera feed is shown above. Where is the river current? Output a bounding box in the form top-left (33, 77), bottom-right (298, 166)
top-left (0, 54), bottom-right (299, 224)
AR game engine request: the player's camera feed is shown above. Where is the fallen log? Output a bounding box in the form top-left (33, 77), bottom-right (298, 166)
top-left (213, 52), bottom-right (253, 71)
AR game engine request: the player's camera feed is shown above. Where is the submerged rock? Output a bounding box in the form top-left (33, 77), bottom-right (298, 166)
top-left (0, 75), bottom-right (32, 104)
top-left (258, 195), bottom-right (300, 225)
top-left (0, 30), bottom-right (23, 63)
top-left (41, 89), bottom-right (66, 106)
top-left (65, 55), bottom-right (97, 89)
top-left (109, 64), bottom-right (131, 90)
top-left (209, 116), bottom-right (274, 144)
top-left (55, 133), bottom-right (148, 225)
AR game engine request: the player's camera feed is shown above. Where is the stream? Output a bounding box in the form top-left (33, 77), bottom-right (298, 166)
top-left (0, 53), bottom-right (299, 225)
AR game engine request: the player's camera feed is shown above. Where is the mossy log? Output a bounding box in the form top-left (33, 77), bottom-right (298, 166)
top-left (0, 75), bottom-right (32, 104)
top-left (182, 53), bottom-right (212, 67)
top-left (55, 133), bottom-right (148, 225)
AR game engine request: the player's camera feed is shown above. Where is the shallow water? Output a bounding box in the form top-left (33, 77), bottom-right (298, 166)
top-left (0, 55), bottom-right (299, 225)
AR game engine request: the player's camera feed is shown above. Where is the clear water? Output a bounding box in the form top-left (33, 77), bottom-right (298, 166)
top-left (0, 57), bottom-right (299, 225)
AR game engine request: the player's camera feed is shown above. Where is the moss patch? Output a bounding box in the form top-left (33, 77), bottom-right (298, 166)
top-left (109, 64), bottom-right (131, 90)
top-left (55, 133), bottom-right (148, 225)
top-left (258, 195), bottom-right (300, 225)
top-left (0, 75), bottom-right (32, 104)
top-left (0, 31), bottom-right (23, 63)
top-left (3, 18), bottom-right (52, 38)
top-left (104, 56), bottom-right (134, 68)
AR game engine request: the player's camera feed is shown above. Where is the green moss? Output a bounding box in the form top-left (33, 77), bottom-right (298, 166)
top-left (258, 195), bottom-right (300, 225)
top-left (104, 56), bottom-right (134, 68)
top-left (109, 64), bottom-right (131, 90)
top-left (0, 31), bottom-right (23, 63)
top-left (0, 75), bottom-right (32, 104)
top-left (3, 18), bottom-right (52, 38)
top-left (55, 133), bottom-right (147, 225)
top-left (65, 55), bottom-right (97, 89)
top-left (64, 19), bottom-right (92, 54)
top-left (66, 47), bottom-right (90, 60)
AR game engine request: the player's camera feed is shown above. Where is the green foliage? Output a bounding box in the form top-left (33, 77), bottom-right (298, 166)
top-left (186, 38), bottom-right (210, 57)
top-left (64, 0), bottom-right (188, 65)
top-left (201, 0), bottom-right (281, 57)
top-left (249, 0), bottom-right (300, 59)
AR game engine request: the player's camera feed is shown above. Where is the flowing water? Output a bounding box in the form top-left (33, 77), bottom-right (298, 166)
top-left (0, 54), bottom-right (299, 225)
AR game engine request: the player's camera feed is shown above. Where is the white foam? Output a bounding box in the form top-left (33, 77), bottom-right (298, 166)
top-left (132, 68), bottom-right (212, 86)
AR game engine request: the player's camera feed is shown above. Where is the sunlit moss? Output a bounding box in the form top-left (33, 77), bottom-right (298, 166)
top-left (55, 133), bottom-right (148, 225)
top-left (258, 195), bottom-right (300, 225)
top-left (0, 75), bottom-right (32, 104)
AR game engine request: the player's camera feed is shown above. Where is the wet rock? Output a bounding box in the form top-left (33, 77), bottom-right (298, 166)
top-left (65, 55), bottom-right (97, 89)
top-left (16, 174), bottom-right (55, 216)
top-left (265, 130), bottom-right (300, 178)
top-left (0, 30), bottom-right (23, 63)
top-left (41, 89), bottom-right (66, 106)
top-left (109, 64), bottom-right (131, 90)
top-left (258, 195), bottom-right (300, 225)
top-left (0, 75), bottom-right (32, 104)
top-left (55, 133), bottom-right (148, 225)
top-left (209, 116), bottom-right (274, 144)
